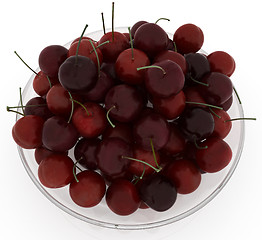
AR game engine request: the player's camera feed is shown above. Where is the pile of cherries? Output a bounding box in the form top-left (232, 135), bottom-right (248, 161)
top-left (10, 7), bottom-right (242, 216)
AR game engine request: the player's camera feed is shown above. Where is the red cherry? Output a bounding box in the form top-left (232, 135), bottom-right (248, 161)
top-left (195, 137), bottom-right (232, 173)
top-left (173, 23), bottom-right (204, 54)
top-left (70, 36), bottom-right (95, 46)
top-left (164, 158), bottom-right (201, 194)
top-left (207, 51), bottom-right (235, 77)
top-left (72, 102), bottom-right (107, 138)
top-left (69, 170), bottom-right (106, 207)
top-left (12, 115), bottom-right (44, 149)
top-left (33, 71), bottom-right (58, 96)
top-left (38, 154), bottom-right (74, 188)
top-left (130, 20), bottom-right (148, 38)
top-left (184, 86), bottom-right (207, 106)
top-left (106, 179), bottom-right (141, 216)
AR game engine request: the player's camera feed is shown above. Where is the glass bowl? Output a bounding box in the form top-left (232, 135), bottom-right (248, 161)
top-left (16, 27), bottom-right (245, 230)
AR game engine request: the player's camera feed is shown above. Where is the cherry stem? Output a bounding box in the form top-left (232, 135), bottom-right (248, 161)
top-left (155, 18), bottom-right (170, 24)
top-left (194, 139), bottom-right (208, 150)
top-left (106, 105), bottom-right (116, 128)
top-left (14, 51), bottom-right (38, 75)
top-left (89, 40), bottom-right (110, 53)
top-left (122, 156), bottom-right (161, 173)
top-left (70, 99), bottom-right (90, 116)
top-left (7, 104), bottom-right (47, 110)
top-left (185, 101), bottom-right (223, 110)
top-left (224, 117), bottom-right (256, 123)
top-left (150, 138), bottom-right (160, 169)
top-left (89, 39), bottom-right (100, 77)
top-left (6, 107), bottom-right (24, 116)
top-left (19, 87), bottom-right (25, 115)
top-left (209, 107), bottom-right (221, 118)
top-left (112, 2), bottom-right (115, 41)
top-left (137, 65), bottom-right (166, 75)
top-left (233, 86), bottom-right (242, 104)
top-left (67, 91), bottom-right (74, 123)
top-left (101, 12), bottom-right (106, 35)
top-left (173, 41), bottom-right (177, 52)
top-left (75, 24), bottom-right (88, 65)
top-left (134, 166), bottom-right (146, 185)
top-left (73, 157), bottom-right (83, 183)
top-left (46, 75), bottom-right (52, 89)
top-left (190, 75), bottom-right (209, 87)
top-left (128, 27), bottom-right (134, 60)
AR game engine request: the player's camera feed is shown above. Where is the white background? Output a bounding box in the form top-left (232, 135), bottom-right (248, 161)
top-left (1, 0), bottom-right (261, 239)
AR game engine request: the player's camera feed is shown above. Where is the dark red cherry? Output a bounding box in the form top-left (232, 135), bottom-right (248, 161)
top-left (164, 158), bottom-right (201, 194)
top-left (105, 84), bottom-right (144, 123)
top-left (173, 24), bottom-right (204, 54)
top-left (195, 137), bottom-right (232, 173)
top-left (38, 154), bottom-right (74, 188)
top-left (39, 45), bottom-right (68, 77)
top-left (97, 138), bottom-right (132, 178)
top-left (42, 116), bottom-right (79, 152)
top-left (144, 60), bottom-right (185, 98)
top-left (69, 170), bottom-right (106, 207)
top-left (138, 174), bottom-right (177, 212)
top-left (106, 179), bottom-right (140, 216)
top-left (133, 112), bottom-right (170, 151)
top-left (134, 23), bottom-right (168, 58)
top-left (221, 95), bottom-right (233, 111)
top-left (33, 71), bottom-right (58, 96)
top-left (130, 20), bottom-right (148, 38)
top-left (70, 36), bottom-right (95, 46)
top-left (184, 86), bottom-right (207, 106)
top-left (74, 138), bottom-right (101, 170)
top-left (58, 55), bottom-right (97, 94)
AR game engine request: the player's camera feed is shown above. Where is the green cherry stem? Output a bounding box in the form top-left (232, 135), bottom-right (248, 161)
top-left (224, 117), bottom-right (256, 123)
top-left (194, 139), bottom-right (208, 150)
top-left (70, 98), bottom-right (90, 116)
top-left (101, 12), bottom-right (106, 35)
top-left (19, 87), bottom-right (25, 115)
top-left (185, 101), bottom-right (223, 110)
top-left (75, 24), bottom-right (88, 65)
top-left (112, 2), bottom-right (115, 41)
top-left (6, 107), bottom-right (24, 116)
top-left (190, 75), bottom-right (209, 86)
top-left (137, 65), bottom-right (166, 75)
top-left (209, 107), bottom-right (221, 118)
top-left (150, 138), bottom-right (160, 169)
top-left (7, 104), bottom-right (47, 110)
top-left (128, 26), bottom-right (134, 60)
top-left (89, 40), bottom-right (110, 53)
top-left (106, 105), bottom-right (116, 128)
top-left (233, 86), bottom-right (242, 104)
top-left (89, 39), bottom-right (100, 77)
top-left (173, 41), bottom-right (177, 52)
top-left (155, 18), bottom-right (170, 24)
top-left (73, 157), bottom-right (83, 183)
top-left (14, 51), bottom-right (38, 75)
top-left (134, 166), bottom-right (146, 185)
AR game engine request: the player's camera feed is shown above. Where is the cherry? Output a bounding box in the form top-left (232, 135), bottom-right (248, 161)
top-left (100, 62), bottom-right (118, 80)
top-left (70, 36), bottom-right (95, 46)
top-left (221, 96), bottom-right (233, 111)
top-left (34, 146), bottom-right (68, 165)
top-left (198, 72), bottom-right (233, 105)
top-left (97, 137), bottom-right (132, 178)
top-left (152, 90), bottom-right (186, 120)
top-left (138, 174), bottom-right (177, 212)
top-left (69, 170), bottom-right (106, 207)
top-left (164, 159), bottom-right (201, 194)
top-left (12, 115), bottom-right (44, 149)
top-left (154, 50), bottom-right (187, 75)
top-left (33, 71), bottom-right (58, 96)
top-left (173, 23), bottom-right (204, 54)
top-left (161, 122), bottom-right (186, 156)
top-left (134, 22), bottom-right (168, 58)
top-left (106, 179), bottom-right (140, 216)
top-left (178, 107), bottom-right (214, 143)
top-left (38, 154), bottom-right (74, 188)
top-left (72, 102), bottom-right (107, 138)
top-left (38, 45), bottom-right (68, 77)
top-left (42, 116), bottom-right (79, 152)
top-left (141, 60), bottom-right (185, 98)
top-left (195, 137), bottom-right (232, 173)
top-left (133, 112), bottom-right (170, 151)
top-left (128, 146), bottom-right (161, 177)
top-left (166, 38), bottom-right (176, 51)
top-left (74, 138), bottom-right (101, 170)
top-left (105, 84), bottom-right (144, 123)
top-left (207, 51), bottom-right (235, 77)
top-left (24, 96), bottom-right (53, 120)
top-left (130, 20), bottom-right (148, 38)
top-left (184, 86), bottom-right (207, 106)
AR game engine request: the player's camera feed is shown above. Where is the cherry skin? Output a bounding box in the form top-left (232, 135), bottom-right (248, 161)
top-left (184, 86), bottom-right (207, 106)
top-left (106, 179), bottom-right (141, 216)
top-left (98, 31), bottom-right (129, 63)
top-left (68, 39), bottom-right (103, 68)
top-left (115, 48), bottom-right (150, 85)
top-left (97, 137), bottom-right (132, 178)
top-left (38, 45), bottom-right (68, 77)
top-left (72, 102), bottom-right (107, 138)
top-left (195, 137), bottom-right (232, 173)
top-left (134, 23), bottom-right (168, 58)
top-left (144, 60), bottom-right (185, 98)
top-left (105, 84), bottom-right (144, 123)
top-left (221, 95), bottom-right (233, 111)
top-left (74, 138), bottom-right (101, 170)
top-left (38, 154), bottom-right (74, 188)
top-left (133, 112), bottom-right (170, 151)
top-left (173, 23), bottom-right (204, 54)
top-left (70, 36), bottom-right (95, 46)
top-left (42, 116), bottom-right (79, 152)
top-left (154, 50), bottom-right (187, 75)
top-left (58, 55), bottom-right (97, 94)
top-left (12, 115), bottom-right (44, 149)
top-left (152, 90), bottom-right (186, 120)
top-left (69, 170), bottom-right (106, 208)
top-left (207, 51), bottom-right (235, 77)
top-left (166, 38), bottom-right (176, 51)
top-left (33, 71), bottom-right (58, 96)
top-left (24, 96), bottom-right (53, 120)
top-left (164, 158), bottom-right (201, 194)
top-left (138, 174), bottom-right (177, 212)
top-left (130, 20), bottom-right (148, 38)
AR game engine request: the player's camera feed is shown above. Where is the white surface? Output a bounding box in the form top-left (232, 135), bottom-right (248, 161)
top-left (1, 0), bottom-right (261, 239)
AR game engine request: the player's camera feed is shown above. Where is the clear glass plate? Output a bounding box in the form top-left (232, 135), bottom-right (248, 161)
top-left (16, 27), bottom-right (245, 230)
